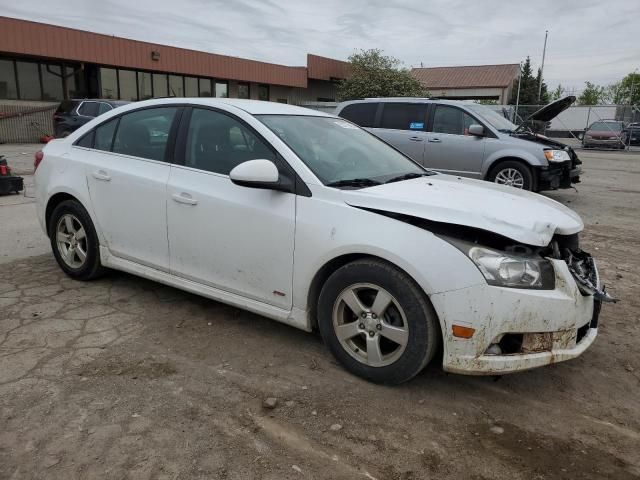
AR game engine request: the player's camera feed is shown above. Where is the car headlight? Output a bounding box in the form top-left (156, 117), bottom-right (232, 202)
top-left (444, 238), bottom-right (555, 289)
top-left (544, 149), bottom-right (571, 162)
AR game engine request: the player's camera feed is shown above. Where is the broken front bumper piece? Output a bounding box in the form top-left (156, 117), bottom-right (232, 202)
top-left (430, 256), bottom-right (611, 375)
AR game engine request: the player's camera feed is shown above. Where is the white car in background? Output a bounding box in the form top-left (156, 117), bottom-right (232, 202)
top-left (34, 98), bottom-right (612, 384)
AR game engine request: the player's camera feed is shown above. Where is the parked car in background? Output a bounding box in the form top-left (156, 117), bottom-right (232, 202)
top-left (35, 98), bottom-right (612, 384)
top-left (582, 120), bottom-right (626, 149)
top-left (622, 122), bottom-right (640, 146)
top-left (54, 99), bottom-right (129, 138)
top-left (335, 96), bottom-right (582, 192)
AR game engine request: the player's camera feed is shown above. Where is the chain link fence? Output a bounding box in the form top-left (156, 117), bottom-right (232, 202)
top-left (0, 101), bottom-right (58, 144)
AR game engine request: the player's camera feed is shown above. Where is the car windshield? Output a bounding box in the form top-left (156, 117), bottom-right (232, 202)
top-left (589, 121), bottom-right (623, 131)
top-left (257, 115), bottom-right (430, 187)
top-left (465, 104), bottom-right (519, 132)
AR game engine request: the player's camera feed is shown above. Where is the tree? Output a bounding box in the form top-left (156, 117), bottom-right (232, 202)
top-left (509, 57), bottom-right (549, 105)
top-left (550, 84), bottom-right (565, 101)
top-left (577, 81), bottom-right (607, 105)
top-left (337, 49), bottom-right (428, 101)
top-left (609, 72), bottom-right (640, 105)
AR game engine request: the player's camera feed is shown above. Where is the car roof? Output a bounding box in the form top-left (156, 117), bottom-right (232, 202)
top-left (93, 97), bottom-right (334, 117)
top-left (336, 97), bottom-right (480, 107)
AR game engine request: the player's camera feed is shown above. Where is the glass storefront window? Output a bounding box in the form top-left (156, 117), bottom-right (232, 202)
top-left (185, 77), bottom-right (198, 97)
top-left (0, 59), bottom-right (18, 99)
top-left (138, 71), bottom-right (152, 100)
top-left (169, 75), bottom-right (184, 97)
top-left (198, 78), bottom-right (212, 97)
top-left (100, 68), bottom-right (118, 99)
top-left (41, 64), bottom-right (64, 101)
top-left (258, 84), bottom-right (269, 101)
top-left (238, 82), bottom-right (250, 99)
top-left (16, 61), bottom-right (41, 100)
top-left (118, 69), bottom-right (137, 101)
top-left (64, 65), bottom-right (83, 98)
top-left (215, 81), bottom-right (228, 98)
top-left (153, 73), bottom-right (168, 97)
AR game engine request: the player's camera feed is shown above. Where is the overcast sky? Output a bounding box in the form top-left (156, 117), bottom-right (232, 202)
top-left (2, 0), bottom-right (639, 90)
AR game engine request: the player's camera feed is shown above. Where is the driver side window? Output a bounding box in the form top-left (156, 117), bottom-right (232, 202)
top-left (185, 108), bottom-right (276, 175)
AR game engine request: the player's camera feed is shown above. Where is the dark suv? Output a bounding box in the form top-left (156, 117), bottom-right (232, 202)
top-left (54, 99), bottom-right (129, 137)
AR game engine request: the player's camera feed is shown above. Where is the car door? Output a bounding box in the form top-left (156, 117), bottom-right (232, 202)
top-left (425, 104), bottom-right (486, 178)
top-left (82, 106), bottom-right (180, 271)
top-left (372, 103), bottom-right (428, 164)
top-left (167, 107), bottom-right (296, 309)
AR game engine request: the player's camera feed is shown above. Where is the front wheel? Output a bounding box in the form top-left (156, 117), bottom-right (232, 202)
top-left (488, 160), bottom-right (534, 191)
top-left (317, 259), bottom-right (440, 384)
top-left (48, 200), bottom-right (106, 280)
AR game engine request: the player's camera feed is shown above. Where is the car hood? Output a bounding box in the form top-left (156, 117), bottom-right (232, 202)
top-left (587, 130), bottom-right (621, 136)
top-left (342, 175), bottom-right (583, 246)
top-left (520, 95), bottom-right (576, 125)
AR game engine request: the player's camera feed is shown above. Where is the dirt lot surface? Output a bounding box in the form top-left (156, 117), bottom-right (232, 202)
top-left (1, 147), bottom-right (639, 479)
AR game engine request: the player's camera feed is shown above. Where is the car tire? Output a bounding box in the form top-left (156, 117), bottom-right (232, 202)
top-left (48, 199), bottom-right (106, 280)
top-left (317, 258), bottom-right (440, 384)
top-left (488, 160), bottom-right (534, 191)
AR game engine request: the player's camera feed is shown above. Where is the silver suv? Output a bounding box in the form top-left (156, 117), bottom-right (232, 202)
top-left (335, 96), bottom-right (582, 192)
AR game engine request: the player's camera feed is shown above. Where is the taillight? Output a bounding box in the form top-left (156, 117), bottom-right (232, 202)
top-left (34, 150), bottom-right (44, 171)
top-left (0, 165), bottom-right (7, 176)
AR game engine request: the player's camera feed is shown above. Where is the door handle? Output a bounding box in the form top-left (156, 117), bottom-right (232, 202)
top-left (172, 192), bottom-right (198, 205)
top-left (92, 170), bottom-right (111, 181)
top-left (428, 138), bottom-right (442, 143)
top-left (409, 136), bottom-right (424, 142)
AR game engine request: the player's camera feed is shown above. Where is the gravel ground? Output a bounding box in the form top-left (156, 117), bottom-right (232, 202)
top-left (1, 145), bottom-right (639, 479)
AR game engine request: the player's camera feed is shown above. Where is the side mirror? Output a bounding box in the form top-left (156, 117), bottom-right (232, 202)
top-left (468, 124), bottom-right (485, 137)
top-left (229, 159), bottom-right (280, 189)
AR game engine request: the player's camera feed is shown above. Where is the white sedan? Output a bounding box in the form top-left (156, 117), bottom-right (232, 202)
top-left (34, 98), bottom-right (612, 384)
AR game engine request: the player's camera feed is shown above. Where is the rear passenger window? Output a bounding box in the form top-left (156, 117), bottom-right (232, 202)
top-left (98, 103), bottom-right (112, 115)
top-left (78, 101), bottom-right (99, 117)
top-left (380, 103), bottom-right (427, 131)
top-left (112, 107), bottom-right (177, 161)
top-left (432, 106), bottom-right (477, 136)
top-left (185, 108), bottom-right (276, 175)
top-left (76, 130), bottom-right (94, 148)
top-left (339, 103), bottom-right (378, 128)
top-left (94, 118), bottom-right (118, 151)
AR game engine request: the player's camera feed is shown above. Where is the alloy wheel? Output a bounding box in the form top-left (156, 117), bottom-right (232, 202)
top-left (494, 168), bottom-right (525, 188)
top-left (56, 213), bottom-right (88, 269)
top-left (332, 283), bottom-right (409, 367)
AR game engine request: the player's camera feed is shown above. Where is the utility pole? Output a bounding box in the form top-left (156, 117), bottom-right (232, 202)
top-left (537, 30), bottom-right (548, 104)
top-left (514, 62), bottom-right (522, 123)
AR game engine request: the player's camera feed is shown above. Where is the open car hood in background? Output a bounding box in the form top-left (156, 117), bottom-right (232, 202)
top-left (518, 95), bottom-right (576, 127)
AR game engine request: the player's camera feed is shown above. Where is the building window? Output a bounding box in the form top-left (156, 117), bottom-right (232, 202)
top-left (199, 78), bottom-right (212, 97)
top-left (238, 82), bottom-right (249, 99)
top-left (184, 76), bottom-right (198, 97)
top-left (41, 64), bottom-right (64, 101)
top-left (153, 73), bottom-right (168, 98)
top-left (64, 65), bottom-right (84, 98)
top-left (16, 61), bottom-right (41, 100)
top-left (215, 81), bottom-right (228, 98)
top-left (138, 71), bottom-right (152, 100)
top-left (99, 68), bottom-right (118, 99)
top-left (0, 59), bottom-right (18, 99)
top-left (258, 84), bottom-right (269, 101)
top-left (169, 75), bottom-right (184, 97)
top-left (118, 69), bottom-right (137, 101)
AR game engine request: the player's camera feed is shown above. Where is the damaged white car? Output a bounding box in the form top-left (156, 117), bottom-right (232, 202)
top-left (34, 98), bottom-right (614, 384)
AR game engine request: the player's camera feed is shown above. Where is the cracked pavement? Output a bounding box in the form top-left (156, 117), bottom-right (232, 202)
top-left (1, 146), bottom-right (640, 479)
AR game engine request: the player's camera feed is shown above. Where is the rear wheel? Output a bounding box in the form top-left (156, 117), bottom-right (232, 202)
top-left (489, 160), bottom-right (534, 191)
top-left (48, 200), bottom-right (105, 280)
top-left (317, 259), bottom-right (440, 384)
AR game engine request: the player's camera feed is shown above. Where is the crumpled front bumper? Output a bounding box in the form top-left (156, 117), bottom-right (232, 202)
top-left (430, 258), bottom-right (599, 375)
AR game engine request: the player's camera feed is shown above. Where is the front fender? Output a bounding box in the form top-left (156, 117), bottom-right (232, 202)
top-left (481, 148), bottom-right (546, 178)
top-left (292, 194), bottom-right (486, 330)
